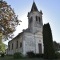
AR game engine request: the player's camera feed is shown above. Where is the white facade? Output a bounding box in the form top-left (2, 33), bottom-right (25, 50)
top-left (22, 32), bottom-right (44, 55)
top-left (7, 2), bottom-right (44, 55)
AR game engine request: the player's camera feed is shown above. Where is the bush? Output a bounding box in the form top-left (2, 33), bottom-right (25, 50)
top-left (13, 52), bottom-right (22, 59)
top-left (35, 54), bottom-right (44, 58)
top-left (55, 52), bottom-right (60, 59)
top-left (1, 53), bottom-right (5, 57)
top-left (27, 51), bottom-right (35, 58)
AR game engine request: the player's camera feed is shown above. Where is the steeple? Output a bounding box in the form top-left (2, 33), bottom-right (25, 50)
top-left (28, 1), bottom-right (43, 33)
top-left (31, 1), bottom-right (38, 12)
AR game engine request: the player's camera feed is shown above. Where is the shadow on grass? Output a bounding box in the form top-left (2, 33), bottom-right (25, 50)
top-left (0, 56), bottom-right (60, 60)
top-left (0, 55), bottom-right (43, 60)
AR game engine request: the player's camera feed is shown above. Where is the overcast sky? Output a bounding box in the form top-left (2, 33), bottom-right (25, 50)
top-left (4, 0), bottom-right (60, 45)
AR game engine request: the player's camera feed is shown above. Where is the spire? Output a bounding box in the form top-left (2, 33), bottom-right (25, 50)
top-left (31, 1), bottom-right (38, 12)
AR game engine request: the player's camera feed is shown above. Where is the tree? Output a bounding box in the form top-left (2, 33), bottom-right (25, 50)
top-left (0, 43), bottom-right (5, 53)
top-left (0, 0), bottom-right (21, 40)
top-left (0, 0), bottom-right (21, 53)
top-left (53, 41), bottom-right (60, 51)
top-left (43, 23), bottom-right (55, 59)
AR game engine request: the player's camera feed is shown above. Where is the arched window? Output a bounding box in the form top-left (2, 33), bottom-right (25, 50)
top-left (36, 16), bottom-right (38, 21)
top-left (8, 45), bottom-right (10, 50)
top-left (20, 42), bottom-right (22, 48)
top-left (12, 43), bottom-right (13, 50)
top-left (29, 17), bottom-right (32, 23)
top-left (16, 41), bottom-right (18, 49)
top-left (39, 17), bottom-right (41, 22)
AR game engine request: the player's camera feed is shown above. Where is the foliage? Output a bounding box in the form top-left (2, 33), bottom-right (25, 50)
top-left (0, 43), bottom-right (5, 53)
top-left (43, 23), bottom-right (55, 59)
top-left (27, 51), bottom-right (35, 58)
top-left (0, 55), bottom-right (42, 60)
top-left (27, 52), bottom-right (44, 58)
top-left (35, 54), bottom-right (44, 58)
top-left (0, 0), bottom-right (21, 40)
top-left (0, 32), bottom-right (5, 53)
top-left (55, 52), bottom-right (60, 59)
top-left (13, 52), bottom-right (22, 59)
top-left (53, 41), bottom-right (60, 51)
top-left (1, 53), bottom-right (5, 57)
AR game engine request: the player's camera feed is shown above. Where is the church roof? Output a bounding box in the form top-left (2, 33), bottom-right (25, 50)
top-left (9, 28), bottom-right (31, 43)
top-left (31, 2), bottom-right (38, 12)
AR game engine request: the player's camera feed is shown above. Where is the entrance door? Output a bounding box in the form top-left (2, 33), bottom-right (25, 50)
top-left (38, 43), bottom-right (42, 54)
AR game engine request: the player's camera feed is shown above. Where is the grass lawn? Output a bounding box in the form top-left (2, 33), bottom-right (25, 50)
top-left (0, 56), bottom-right (60, 60)
top-left (0, 56), bottom-right (43, 60)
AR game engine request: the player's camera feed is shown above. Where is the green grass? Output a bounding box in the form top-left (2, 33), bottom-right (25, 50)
top-left (0, 56), bottom-right (60, 60)
top-left (0, 55), bottom-right (43, 60)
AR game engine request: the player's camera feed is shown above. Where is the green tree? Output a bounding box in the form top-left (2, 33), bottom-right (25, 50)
top-left (0, 33), bottom-right (5, 53)
top-left (0, 43), bottom-right (5, 53)
top-left (0, 0), bottom-right (21, 40)
top-left (43, 23), bottom-right (55, 59)
top-left (53, 41), bottom-right (60, 51)
top-left (0, 0), bottom-right (21, 53)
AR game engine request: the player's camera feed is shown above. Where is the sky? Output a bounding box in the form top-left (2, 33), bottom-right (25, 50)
top-left (3, 0), bottom-right (60, 45)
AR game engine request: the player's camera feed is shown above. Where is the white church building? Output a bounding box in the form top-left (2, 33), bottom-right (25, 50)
top-left (7, 2), bottom-right (44, 55)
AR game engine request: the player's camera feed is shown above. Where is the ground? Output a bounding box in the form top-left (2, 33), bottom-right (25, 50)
top-left (0, 55), bottom-right (43, 60)
top-left (0, 55), bottom-right (60, 60)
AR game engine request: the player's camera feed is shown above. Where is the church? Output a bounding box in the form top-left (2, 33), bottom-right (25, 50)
top-left (7, 2), bottom-right (44, 55)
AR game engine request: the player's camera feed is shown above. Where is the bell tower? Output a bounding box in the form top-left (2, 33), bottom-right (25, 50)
top-left (27, 2), bottom-right (43, 33)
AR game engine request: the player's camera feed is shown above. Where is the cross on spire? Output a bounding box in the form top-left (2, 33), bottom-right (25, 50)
top-left (33, 0), bottom-right (34, 2)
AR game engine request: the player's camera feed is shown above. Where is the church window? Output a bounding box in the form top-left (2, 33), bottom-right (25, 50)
top-left (36, 16), bottom-right (38, 21)
top-left (39, 17), bottom-right (41, 22)
top-left (29, 17), bottom-right (32, 23)
top-left (16, 41), bottom-right (18, 49)
top-left (20, 42), bottom-right (22, 48)
top-left (39, 40), bottom-right (41, 42)
top-left (8, 45), bottom-right (10, 50)
top-left (12, 43), bottom-right (13, 50)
